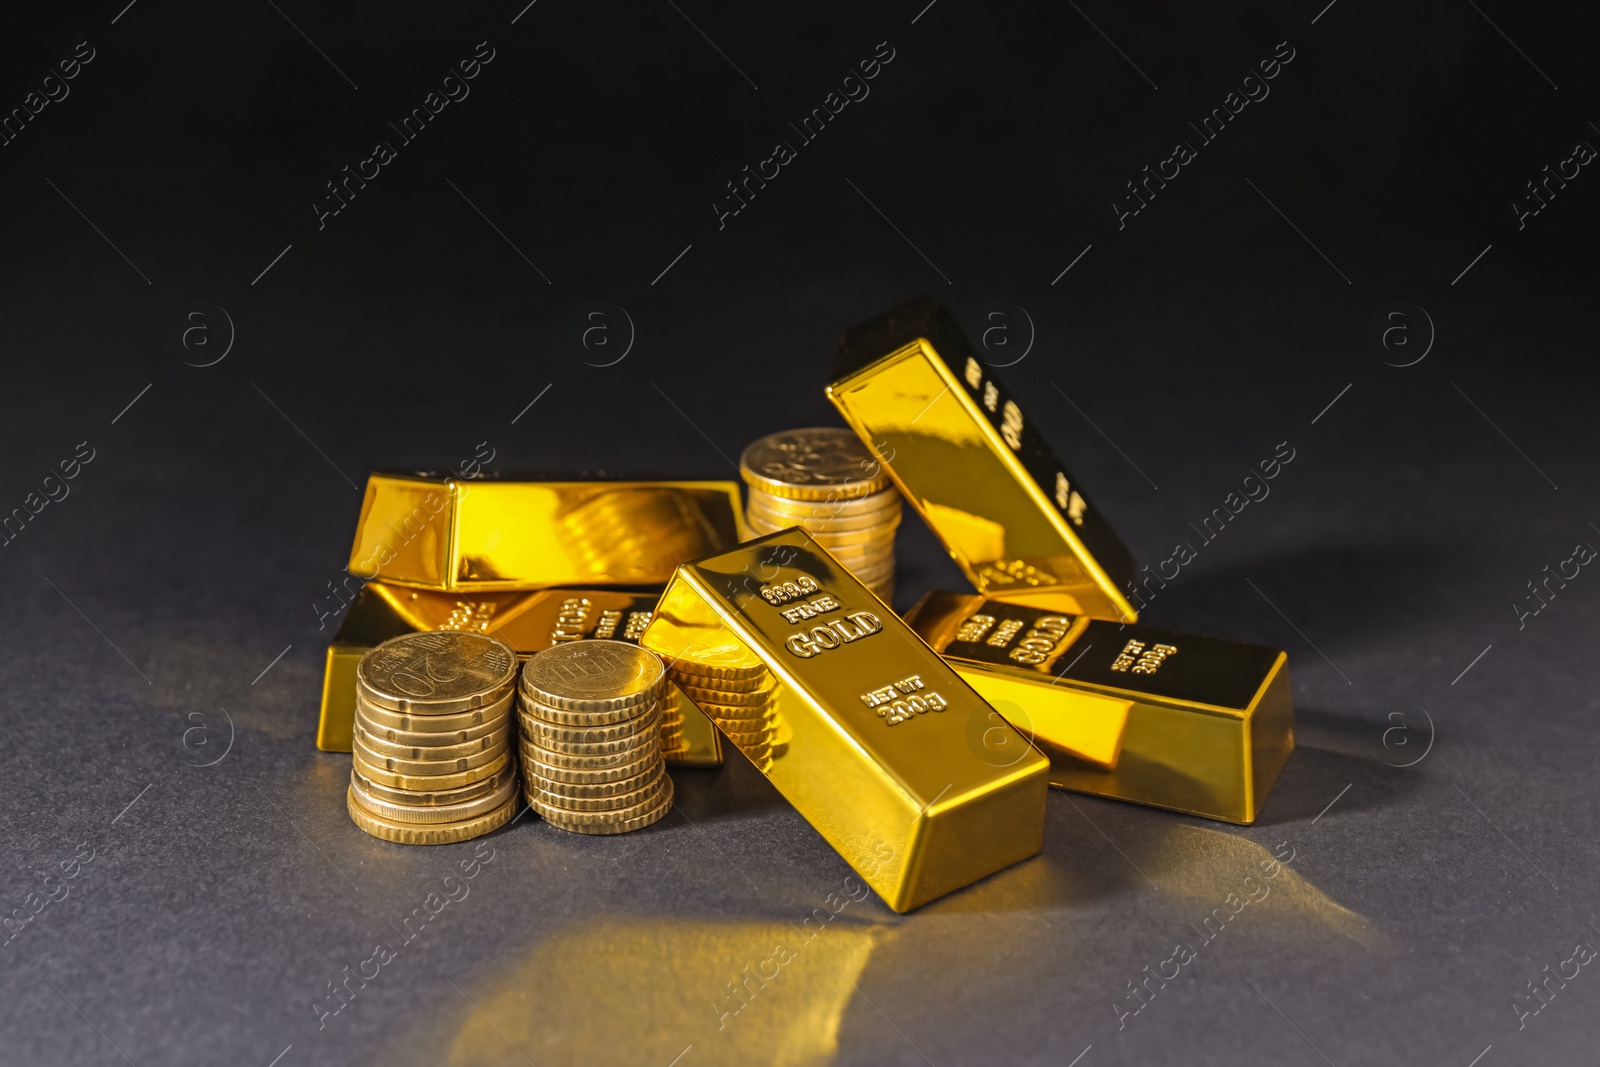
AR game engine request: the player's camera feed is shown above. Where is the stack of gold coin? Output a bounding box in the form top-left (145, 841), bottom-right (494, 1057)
top-left (671, 659), bottom-right (780, 772)
top-left (517, 640), bottom-right (674, 834)
top-left (642, 617), bottom-right (789, 770)
top-left (348, 632), bottom-right (520, 845)
top-left (740, 428), bottom-right (901, 600)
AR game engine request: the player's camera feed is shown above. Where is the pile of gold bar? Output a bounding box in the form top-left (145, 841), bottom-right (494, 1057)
top-left (317, 295), bottom-right (1296, 911)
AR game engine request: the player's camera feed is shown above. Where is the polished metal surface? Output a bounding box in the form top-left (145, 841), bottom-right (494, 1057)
top-left (907, 591), bottom-right (1295, 825)
top-left (641, 527), bottom-right (1048, 912)
top-left (830, 296), bottom-right (1140, 621)
top-left (348, 475), bottom-right (745, 591)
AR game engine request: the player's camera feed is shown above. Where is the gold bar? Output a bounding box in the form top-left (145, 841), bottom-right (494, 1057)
top-left (347, 475), bottom-right (745, 591)
top-left (640, 528), bottom-right (1048, 912)
top-left (905, 591), bottom-right (1295, 825)
top-left (828, 296), bottom-right (1139, 621)
top-left (317, 583), bottom-right (722, 768)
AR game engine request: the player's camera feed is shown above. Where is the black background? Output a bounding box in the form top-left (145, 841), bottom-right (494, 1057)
top-left (1, 2), bottom-right (1598, 1065)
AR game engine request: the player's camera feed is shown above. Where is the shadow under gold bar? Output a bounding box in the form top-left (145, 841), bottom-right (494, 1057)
top-left (348, 474), bottom-right (746, 591)
top-left (317, 583), bottom-right (722, 767)
top-left (640, 528), bottom-right (1048, 912)
top-left (905, 591), bottom-right (1294, 825)
top-left (828, 295), bottom-right (1139, 621)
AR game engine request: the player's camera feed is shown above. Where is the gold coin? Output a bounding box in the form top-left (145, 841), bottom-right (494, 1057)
top-left (353, 720), bottom-right (512, 763)
top-left (514, 690), bottom-right (647, 727)
top-left (818, 544), bottom-right (896, 566)
top-left (355, 695), bottom-right (512, 744)
top-left (356, 687), bottom-right (516, 734)
top-left (351, 764), bottom-right (512, 808)
top-left (352, 749), bottom-right (511, 792)
top-left (357, 631), bottom-right (518, 713)
top-left (519, 734), bottom-right (657, 770)
top-left (668, 665), bottom-right (770, 690)
top-left (841, 558), bottom-right (895, 581)
top-left (696, 701), bottom-right (776, 721)
top-left (520, 747), bottom-right (656, 784)
top-left (748, 486), bottom-right (903, 519)
top-left (676, 682), bottom-right (774, 708)
top-left (532, 777), bottom-right (673, 834)
top-left (350, 773), bottom-right (519, 825)
top-left (716, 716), bottom-right (777, 736)
top-left (739, 429), bottom-right (889, 501)
top-left (352, 734), bottom-right (508, 776)
top-left (723, 729), bottom-right (777, 748)
top-left (533, 772), bottom-right (666, 813)
top-left (747, 482), bottom-right (900, 513)
top-left (529, 765), bottom-right (660, 800)
top-left (520, 708), bottom-right (659, 745)
top-left (347, 788), bottom-right (518, 845)
top-left (529, 718), bottom-right (660, 757)
top-left (522, 640), bottom-right (665, 714)
top-left (790, 524), bottom-right (900, 549)
top-left (745, 512), bottom-right (899, 543)
top-left (745, 502), bottom-right (901, 535)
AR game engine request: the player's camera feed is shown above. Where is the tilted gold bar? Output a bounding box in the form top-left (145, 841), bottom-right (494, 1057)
top-left (640, 529), bottom-right (1048, 912)
top-left (347, 475), bottom-right (745, 591)
top-left (317, 583), bottom-right (722, 767)
top-left (905, 591), bottom-right (1294, 825)
top-left (828, 296), bottom-right (1139, 621)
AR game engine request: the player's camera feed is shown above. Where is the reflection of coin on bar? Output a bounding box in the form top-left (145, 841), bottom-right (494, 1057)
top-left (347, 474), bottom-right (743, 590)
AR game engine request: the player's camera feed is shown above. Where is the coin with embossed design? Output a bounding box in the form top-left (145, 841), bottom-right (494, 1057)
top-left (357, 631), bottom-right (518, 714)
top-left (522, 640), bottom-right (665, 714)
top-left (739, 428), bottom-right (890, 501)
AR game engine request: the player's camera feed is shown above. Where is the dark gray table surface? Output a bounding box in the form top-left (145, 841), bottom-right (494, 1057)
top-left (1, 3), bottom-right (1596, 1065)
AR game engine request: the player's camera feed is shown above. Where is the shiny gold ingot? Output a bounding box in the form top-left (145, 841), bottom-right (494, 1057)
top-left (347, 474), bottom-right (744, 591)
top-left (905, 591), bottom-right (1295, 825)
top-left (317, 584), bottom-right (721, 767)
top-left (828, 295), bottom-right (1139, 620)
top-left (640, 527), bottom-right (1048, 912)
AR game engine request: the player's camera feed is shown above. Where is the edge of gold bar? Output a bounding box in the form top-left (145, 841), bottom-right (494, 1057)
top-left (316, 583), bottom-right (723, 768)
top-left (640, 528), bottom-right (1048, 912)
top-left (348, 475), bottom-right (746, 591)
top-left (827, 295), bottom-right (1139, 621)
top-left (905, 591), bottom-right (1295, 825)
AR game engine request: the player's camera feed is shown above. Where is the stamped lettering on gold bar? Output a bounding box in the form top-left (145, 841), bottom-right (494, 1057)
top-left (858, 674), bottom-right (948, 726)
top-left (549, 597), bottom-right (593, 643)
top-left (1109, 639), bottom-right (1178, 675)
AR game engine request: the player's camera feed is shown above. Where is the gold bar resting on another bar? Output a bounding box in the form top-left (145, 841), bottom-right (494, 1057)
top-left (905, 591), bottom-right (1295, 825)
top-left (640, 528), bottom-right (1048, 912)
top-left (828, 296), bottom-right (1139, 621)
top-left (347, 474), bottom-right (745, 592)
top-left (317, 583), bottom-right (722, 767)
